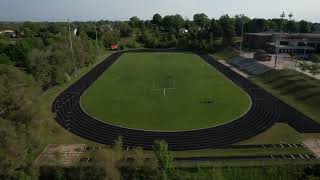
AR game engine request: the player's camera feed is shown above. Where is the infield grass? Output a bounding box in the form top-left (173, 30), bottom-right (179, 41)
top-left (81, 52), bottom-right (251, 131)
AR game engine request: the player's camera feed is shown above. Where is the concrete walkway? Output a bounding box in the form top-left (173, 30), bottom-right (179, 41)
top-left (216, 59), bottom-right (250, 78)
top-left (240, 52), bottom-right (320, 80)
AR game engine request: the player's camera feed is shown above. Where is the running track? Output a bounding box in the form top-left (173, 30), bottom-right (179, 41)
top-left (52, 50), bottom-right (320, 150)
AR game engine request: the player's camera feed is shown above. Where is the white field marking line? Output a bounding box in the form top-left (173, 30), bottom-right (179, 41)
top-left (152, 80), bottom-right (176, 101)
top-left (152, 88), bottom-right (163, 91)
top-left (81, 144), bottom-right (86, 152)
top-left (152, 88), bottom-right (176, 100)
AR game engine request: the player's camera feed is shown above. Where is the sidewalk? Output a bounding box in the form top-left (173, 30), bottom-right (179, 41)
top-left (216, 59), bottom-right (250, 78)
top-left (239, 52), bottom-right (320, 80)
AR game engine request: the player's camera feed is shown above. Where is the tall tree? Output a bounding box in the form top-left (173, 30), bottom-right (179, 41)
top-left (193, 13), bottom-right (210, 28)
top-left (119, 22), bottom-right (133, 37)
top-left (234, 15), bottom-right (250, 36)
top-left (162, 14), bottom-right (185, 32)
top-left (152, 13), bottom-right (163, 26)
top-left (248, 18), bottom-right (268, 33)
top-left (153, 140), bottom-right (174, 180)
top-left (299, 20), bottom-right (311, 33)
top-left (285, 20), bottom-right (298, 33)
top-left (129, 16), bottom-right (140, 29)
top-left (209, 19), bottom-right (222, 37)
top-left (219, 15), bottom-right (235, 46)
top-left (0, 64), bottom-right (40, 179)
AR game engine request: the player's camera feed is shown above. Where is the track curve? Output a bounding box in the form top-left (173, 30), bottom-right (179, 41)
top-left (52, 49), bottom-right (319, 150)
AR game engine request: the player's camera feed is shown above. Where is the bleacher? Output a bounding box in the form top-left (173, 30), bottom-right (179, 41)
top-left (230, 57), bottom-right (272, 76)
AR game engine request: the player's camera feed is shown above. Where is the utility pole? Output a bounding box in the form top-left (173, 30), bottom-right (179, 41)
top-left (275, 36), bottom-right (280, 69)
top-left (68, 19), bottom-right (76, 77)
top-left (289, 12), bottom-right (293, 20)
top-left (95, 22), bottom-right (99, 63)
top-left (240, 14), bottom-right (245, 53)
top-left (303, 40), bottom-right (308, 60)
top-left (276, 12), bottom-right (286, 69)
top-left (280, 12), bottom-right (286, 32)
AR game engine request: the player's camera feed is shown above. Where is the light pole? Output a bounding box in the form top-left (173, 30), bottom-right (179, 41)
top-left (95, 22), bottom-right (99, 63)
top-left (280, 12), bottom-right (286, 32)
top-left (303, 39), bottom-right (308, 60)
top-left (275, 39), bottom-right (279, 68)
top-left (68, 19), bottom-right (76, 77)
top-left (276, 12), bottom-right (286, 69)
top-left (240, 14), bottom-right (245, 53)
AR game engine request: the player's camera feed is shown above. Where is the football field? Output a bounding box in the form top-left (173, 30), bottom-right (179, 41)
top-left (81, 52), bottom-right (251, 131)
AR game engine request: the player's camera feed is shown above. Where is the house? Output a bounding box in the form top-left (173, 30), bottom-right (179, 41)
top-left (179, 28), bottom-right (188, 34)
top-left (0, 30), bottom-right (16, 38)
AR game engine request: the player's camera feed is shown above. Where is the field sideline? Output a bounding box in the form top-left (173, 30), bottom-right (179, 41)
top-left (81, 52), bottom-right (251, 131)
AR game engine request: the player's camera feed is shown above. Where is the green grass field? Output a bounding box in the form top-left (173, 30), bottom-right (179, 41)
top-left (81, 52), bottom-right (250, 131)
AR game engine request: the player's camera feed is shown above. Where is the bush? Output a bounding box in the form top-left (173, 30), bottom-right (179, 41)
top-left (39, 165), bottom-right (106, 180)
top-left (0, 53), bottom-right (12, 65)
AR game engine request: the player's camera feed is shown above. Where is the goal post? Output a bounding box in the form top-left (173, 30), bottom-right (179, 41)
top-left (152, 78), bottom-right (176, 101)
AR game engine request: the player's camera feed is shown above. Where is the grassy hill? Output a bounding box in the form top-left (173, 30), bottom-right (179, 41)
top-left (252, 69), bottom-right (320, 122)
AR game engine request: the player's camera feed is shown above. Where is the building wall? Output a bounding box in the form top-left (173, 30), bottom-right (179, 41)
top-left (243, 34), bottom-right (272, 49)
top-left (245, 33), bottom-right (320, 54)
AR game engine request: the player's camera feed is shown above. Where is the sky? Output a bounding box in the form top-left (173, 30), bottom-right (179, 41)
top-left (0, 0), bottom-right (319, 22)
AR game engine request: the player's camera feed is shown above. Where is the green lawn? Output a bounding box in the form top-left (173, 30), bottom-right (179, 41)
top-left (252, 69), bottom-right (320, 123)
top-left (211, 48), bottom-right (238, 61)
top-left (81, 52), bottom-right (251, 131)
top-left (239, 123), bottom-right (303, 144)
top-left (172, 147), bottom-right (310, 158)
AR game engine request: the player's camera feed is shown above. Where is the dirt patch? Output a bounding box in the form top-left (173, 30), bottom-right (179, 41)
top-left (303, 139), bottom-right (320, 157)
top-left (35, 144), bottom-right (86, 166)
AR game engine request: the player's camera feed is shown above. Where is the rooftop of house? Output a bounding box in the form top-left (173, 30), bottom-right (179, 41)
top-left (0, 30), bottom-right (15, 34)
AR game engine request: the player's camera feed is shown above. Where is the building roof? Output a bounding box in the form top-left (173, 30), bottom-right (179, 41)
top-left (267, 42), bottom-right (315, 50)
top-left (245, 33), bottom-right (273, 36)
top-left (0, 30), bottom-right (15, 34)
top-left (245, 32), bottom-right (320, 39)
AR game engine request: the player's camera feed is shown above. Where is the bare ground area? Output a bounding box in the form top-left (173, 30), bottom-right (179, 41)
top-left (35, 144), bottom-right (86, 166)
top-left (303, 139), bottom-right (320, 157)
